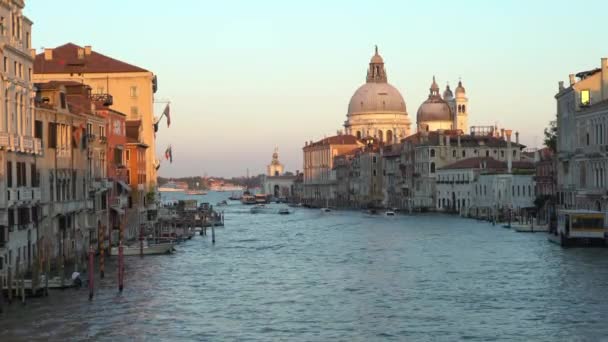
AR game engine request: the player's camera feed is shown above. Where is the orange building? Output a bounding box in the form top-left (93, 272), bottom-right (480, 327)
top-left (126, 120), bottom-right (148, 204)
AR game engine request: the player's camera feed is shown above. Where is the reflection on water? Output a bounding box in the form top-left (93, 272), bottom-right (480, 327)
top-left (2, 192), bottom-right (608, 341)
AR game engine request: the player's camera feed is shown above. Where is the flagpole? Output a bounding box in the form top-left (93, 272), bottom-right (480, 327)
top-left (154, 100), bottom-right (171, 125)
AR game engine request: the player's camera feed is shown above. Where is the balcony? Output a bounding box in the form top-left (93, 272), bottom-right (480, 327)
top-left (7, 188), bottom-right (17, 205)
top-left (86, 199), bottom-right (94, 210)
top-left (18, 187), bottom-right (33, 201)
top-left (87, 133), bottom-right (96, 143)
top-left (21, 136), bottom-right (34, 152)
top-left (99, 136), bottom-right (107, 144)
top-left (34, 138), bottom-right (42, 155)
top-left (0, 132), bottom-right (9, 148)
top-left (90, 93), bottom-right (113, 106)
top-left (32, 188), bottom-right (41, 202)
top-left (53, 201), bottom-right (86, 214)
top-left (111, 195), bottom-right (128, 208)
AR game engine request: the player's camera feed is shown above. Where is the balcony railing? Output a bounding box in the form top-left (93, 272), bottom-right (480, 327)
top-left (111, 195), bottom-right (128, 208)
top-left (90, 93), bottom-right (114, 106)
top-left (99, 136), bottom-right (107, 144)
top-left (34, 138), bottom-right (42, 155)
top-left (11, 133), bottom-right (20, 151)
top-left (18, 187), bottom-right (33, 201)
top-left (32, 188), bottom-right (41, 202)
top-left (7, 189), bottom-right (17, 203)
top-left (0, 132), bottom-right (9, 148)
top-left (21, 136), bottom-right (34, 152)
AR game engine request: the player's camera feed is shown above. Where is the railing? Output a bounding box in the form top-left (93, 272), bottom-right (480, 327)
top-left (99, 136), bottom-right (107, 144)
top-left (11, 133), bottom-right (20, 151)
top-left (87, 133), bottom-right (96, 142)
top-left (53, 201), bottom-right (86, 213)
top-left (18, 187), bottom-right (33, 201)
top-left (34, 138), bottom-right (42, 155)
top-left (0, 132), bottom-right (9, 148)
top-left (90, 93), bottom-right (113, 106)
top-left (21, 136), bottom-right (34, 152)
top-left (111, 196), bottom-right (128, 208)
top-left (32, 188), bottom-right (41, 202)
top-left (7, 189), bottom-right (17, 203)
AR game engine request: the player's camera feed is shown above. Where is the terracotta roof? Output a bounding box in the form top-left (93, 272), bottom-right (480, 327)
top-left (305, 135), bottom-right (362, 148)
top-left (35, 80), bottom-right (84, 90)
top-left (34, 43), bottom-right (148, 74)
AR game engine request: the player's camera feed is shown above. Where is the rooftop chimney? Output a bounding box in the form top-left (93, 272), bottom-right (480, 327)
top-left (77, 48), bottom-right (84, 59)
top-left (44, 48), bottom-right (53, 61)
top-left (85, 45), bottom-right (92, 56)
top-left (558, 81), bottom-right (565, 92)
top-left (29, 48), bottom-right (36, 59)
top-left (515, 131), bottom-right (519, 145)
top-left (569, 74), bottom-right (576, 86)
top-left (501, 128), bottom-right (505, 139)
top-left (457, 134), bottom-right (461, 148)
top-left (438, 130), bottom-right (444, 146)
top-left (505, 129), bottom-right (512, 173)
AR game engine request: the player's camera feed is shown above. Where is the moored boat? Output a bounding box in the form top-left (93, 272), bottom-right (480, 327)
top-left (185, 189), bottom-right (207, 195)
top-left (241, 195), bottom-right (256, 205)
top-left (250, 204), bottom-right (271, 214)
top-left (110, 241), bottom-right (176, 256)
top-left (385, 210), bottom-right (396, 216)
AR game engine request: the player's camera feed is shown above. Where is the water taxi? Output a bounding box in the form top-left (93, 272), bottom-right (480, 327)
top-left (110, 241), bottom-right (176, 256)
top-left (548, 210), bottom-right (607, 247)
top-left (385, 210), bottom-right (396, 216)
top-left (250, 204), bottom-right (272, 214)
top-left (241, 195), bottom-right (256, 205)
top-left (278, 208), bottom-right (291, 215)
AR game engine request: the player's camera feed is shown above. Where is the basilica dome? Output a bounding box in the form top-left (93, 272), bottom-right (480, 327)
top-left (347, 82), bottom-right (407, 115)
top-left (417, 77), bottom-right (453, 123)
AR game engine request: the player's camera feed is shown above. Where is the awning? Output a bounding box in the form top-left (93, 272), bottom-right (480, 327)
top-left (117, 180), bottom-right (131, 192)
top-left (110, 207), bottom-right (125, 215)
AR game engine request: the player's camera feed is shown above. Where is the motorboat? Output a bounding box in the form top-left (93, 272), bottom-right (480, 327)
top-left (216, 200), bottom-right (228, 206)
top-left (385, 210), bottom-right (396, 216)
top-left (320, 207), bottom-right (331, 213)
top-left (241, 195), bottom-right (257, 205)
top-left (250, 204), bottom-right (271, 214)
top-left (255, 194), bottom-right (269, 204)
top-left (278, 208), bottom-right (291, 215)
top-left (110, 241), bottom-right (176, 256)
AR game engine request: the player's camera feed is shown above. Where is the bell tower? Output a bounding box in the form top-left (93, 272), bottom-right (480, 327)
top-left (454, 79), bottom-right (468, 133)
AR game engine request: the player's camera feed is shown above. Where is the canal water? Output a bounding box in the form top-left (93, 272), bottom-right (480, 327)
top-left (2, 192), bottom-right (608, 341)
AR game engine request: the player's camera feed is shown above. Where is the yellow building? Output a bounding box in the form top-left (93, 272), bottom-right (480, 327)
top-left (32, 43), bottom-right (159, 189)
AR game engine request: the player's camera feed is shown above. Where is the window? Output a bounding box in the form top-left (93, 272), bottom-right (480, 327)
top-left (34, 120), bottom-right (43, 139)
top-left (513, 150), bottom-right (517, 157)
top-left (430, 162), bottom-right (436, 173)
top-left (126, 150), bottom-right (131, 162)
top-left (372, 156), bottom-right (377, 163)
top-left (501, 150), bottom-right (505, 158)
top-left (581, 90), bottom-right (590, 106)
top-left (13, 61), bottom-right (16, 75)
top-left (452, 150), bottom-right (456, 157)
top-left (99, 125), bottom-right (105, 137)
top-left (130, 106), bottom-right (138, 116)
top-left (462, 150), bottom-right (466, 158)
top-left (7, 161), bottom-right (12, 188)
top-left (114, 149), bottom-right (122, 165)
top-left (130, 86), bottom-right (138, 98)
top-left (373, 169), bottom-right (377, 176)
top-left (48, 123), bottom-right (57, 148)
top-left (60, 93), bottom-right (66, 109)
top-left (485, 151), bottom-right (490, 157)
top-left (3, 57), bottom-right (7, 72)
top-left (430, 149), bottom-right (435, 157)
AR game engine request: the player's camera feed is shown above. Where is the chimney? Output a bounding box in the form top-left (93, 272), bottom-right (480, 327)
top-left (85, 45), bottom-right (92, 56)
top-left (515, 131), bottom-right (519, 145)
top-left (505, 129), bottom-right (512, 173)
top-left (500, 128), bottom-right (505, 139)
top-left (446, 134), bottom-right (451, 147)
top-left (44, 48), bottom-right (53, 60)
top-left (558, 81), bottom-right (565, 92)
top-left (77, 47), bottom-right (84, 59)
top-left (569, 74), bottom-right (576, 86)
top-left (438, 130), bottom-right (444, 146)
top-left (29, 48), bottom-right (36, 59)
top-left (457, 134), bottom-right (461, 148)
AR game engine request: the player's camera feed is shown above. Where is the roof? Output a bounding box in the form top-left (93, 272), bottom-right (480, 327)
top-left (305, 135), bottom-right (362, 148)
top-left (34, 43), bottom-right (149, 74)
top-left (403, 130), bottom-right (526, 149)
top-left (35, 80), bottom-right (84, 90)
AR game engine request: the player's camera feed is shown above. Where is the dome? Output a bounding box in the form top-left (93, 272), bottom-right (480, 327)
top-left (347, 82), bottom-right (407, 115)
top-left (417, 98), bottom-right (453, 122)
top-left (417, 77), bottom-right (453, 123)
top-left (443, 84), bottom-right (453, 100)
top-left (455, 80), bottom-right (466, 97)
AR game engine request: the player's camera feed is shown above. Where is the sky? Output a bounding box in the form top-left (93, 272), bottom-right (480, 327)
top-left (26, 0), bottom-right (608, 178)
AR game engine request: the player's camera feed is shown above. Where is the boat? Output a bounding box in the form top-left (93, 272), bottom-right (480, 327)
top-left (278, 208), bottom-right (291, 215)
top-left (110, 241), bottom-right (176, 256)
top-left (185, 189), bottom-right (207, 195)
top-left (320, 198), bottom-right (331, 212)
top-left (216, 200), bottom-right (228, 206)
top-left (241, 195), bottom-right (257, 205)
top-left (385, 210), bottom-right (396, 216)
top-left (255, 194), bottom-right (269, 204)
top-left (250, 204), bottom-right (271, 214)
top-left (548, 209), bottom-right (607, 247)
top-left (229, 192), bottom-right (241, 201)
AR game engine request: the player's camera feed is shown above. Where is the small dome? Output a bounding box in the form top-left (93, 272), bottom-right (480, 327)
top-left (455, 80), bottom-right (466, 97)
top-left (417, 77), bottom-right (453, 123)
top-left (348, 82), bottom-right (407, 115)
top-left (443, 84), bottom-right (453, 100)
top-left (370, 45), bottom-right (384, 64)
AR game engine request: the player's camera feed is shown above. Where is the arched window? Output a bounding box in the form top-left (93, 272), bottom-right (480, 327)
top-left (430, 162), bottom-right (436, 173)
top-left (485, 151), bottom-right (490, 157)
top-left (462, 105), bottom-right (466, 113)
top-left (387, 130), bottom-right (393, 144)
top-left (462, 150), bottom-right (466, 157)
top-left (378, 130), bottom-right (383, 142)
top-left (501, 150), bottom-right (505, 158)
top-left (430, 149), bottom-right (435, 157)
top-left (452, 150), bottom-right (456, 157)
top-left (356, 131), bottom-right (361, 139)
top-left (513, 150), bottom-right (517, 157)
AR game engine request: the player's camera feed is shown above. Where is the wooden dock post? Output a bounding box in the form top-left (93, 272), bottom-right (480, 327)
top-left (7, 265), bottom-right (12, 303)
top-left (139, 224), bottom-right (144, 258)
top-left (45, 245), bottom-right (50, 297)
top-left (88, 246), bottom-right (94, 300)
top-left (20, 267), bottom-right (25, 305)
top-left (118, 241), bottom-right (124, 293)
top-left (0, 273), bottom-right (4, 312)
top-left (99, 225), bottom-right (105, 279)
top-left (212, 225), bottom-right (215, 244)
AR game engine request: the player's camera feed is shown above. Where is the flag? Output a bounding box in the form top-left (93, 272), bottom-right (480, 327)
top-left (72, 124), bottom-right (83, 148)
top-left (165, 145), bottom-right (172, 163)
top-left (163, 104), bottom-right (171, 127)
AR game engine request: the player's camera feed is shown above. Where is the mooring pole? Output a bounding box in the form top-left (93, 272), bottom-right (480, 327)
top-left (118, 241), bottom-right (124, 293)
top-left (140, 224), bottom-right (144, 258)
top-left (88, 246), bottom-right (94, 300)
top-left (7, 265), bottom-right (12, 303)
top-left (212, 225), bottom-right (215, 244)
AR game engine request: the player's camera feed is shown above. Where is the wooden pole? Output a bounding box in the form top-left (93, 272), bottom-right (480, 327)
top-left (88, 245), bottom-right (94, 300)
top-left (212, 225), bottom-right (215, 244)
top-left (7, 265), bottom-right (12, 303)
top-left (60, 240), bottom-right (65, 288)
top-left (0, 272), bottom-right (4, 312)
top-left (100, 225), bottom-right (105, 279)
top-left (139, 224), bottom-right (144, 257)
top-left (44, 245), bottom-right (49, 297)
top-left (20, 265), bottom-right (25, 305)
top-left (118, 241), bottom-right (124, 293)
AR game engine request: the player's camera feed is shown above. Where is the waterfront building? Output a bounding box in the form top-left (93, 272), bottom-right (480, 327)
top-left (125, 119), bottom-right (152, 240)
top-left (95, 106), bottom-right (131, 245)
top-left (343, 47), bottom-right (411, 142)
top-left (34, 81), bottom-right (96, 267)
top-left (555, 57), bottom-right (608, 211)
top-left (417, 77), bottom-right (468, 133)
top-left (261, 149), bottom-right (297, 199)
top-left (402, 127), bottom-right (525, 211)
top-left (381, 143), bottom-right (403, 209)
top-left (534, 147), bottom-right (556, 225)
top-left (0, 2), bottom-right (41, 272)
top-left (302, 135), bottom-right (363, 206)
top-left (351, 140), bottom-right (384, 208)
top-left (33, 43), bottom-right (160, 188)
top-left (469, 160), bottom-right (536, 219)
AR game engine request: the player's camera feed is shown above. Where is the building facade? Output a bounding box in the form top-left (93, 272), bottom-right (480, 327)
top-left (555, 57), bottom-right (608, 211)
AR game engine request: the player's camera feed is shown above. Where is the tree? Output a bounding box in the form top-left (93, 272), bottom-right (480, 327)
top-left (544, 120), bottom-right (557, 152)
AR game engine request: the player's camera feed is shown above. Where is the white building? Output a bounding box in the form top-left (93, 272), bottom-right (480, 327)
top-left (262, 149), bottom-right (296, 199)
top-left (556, 57), bottom-right (608, 211)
